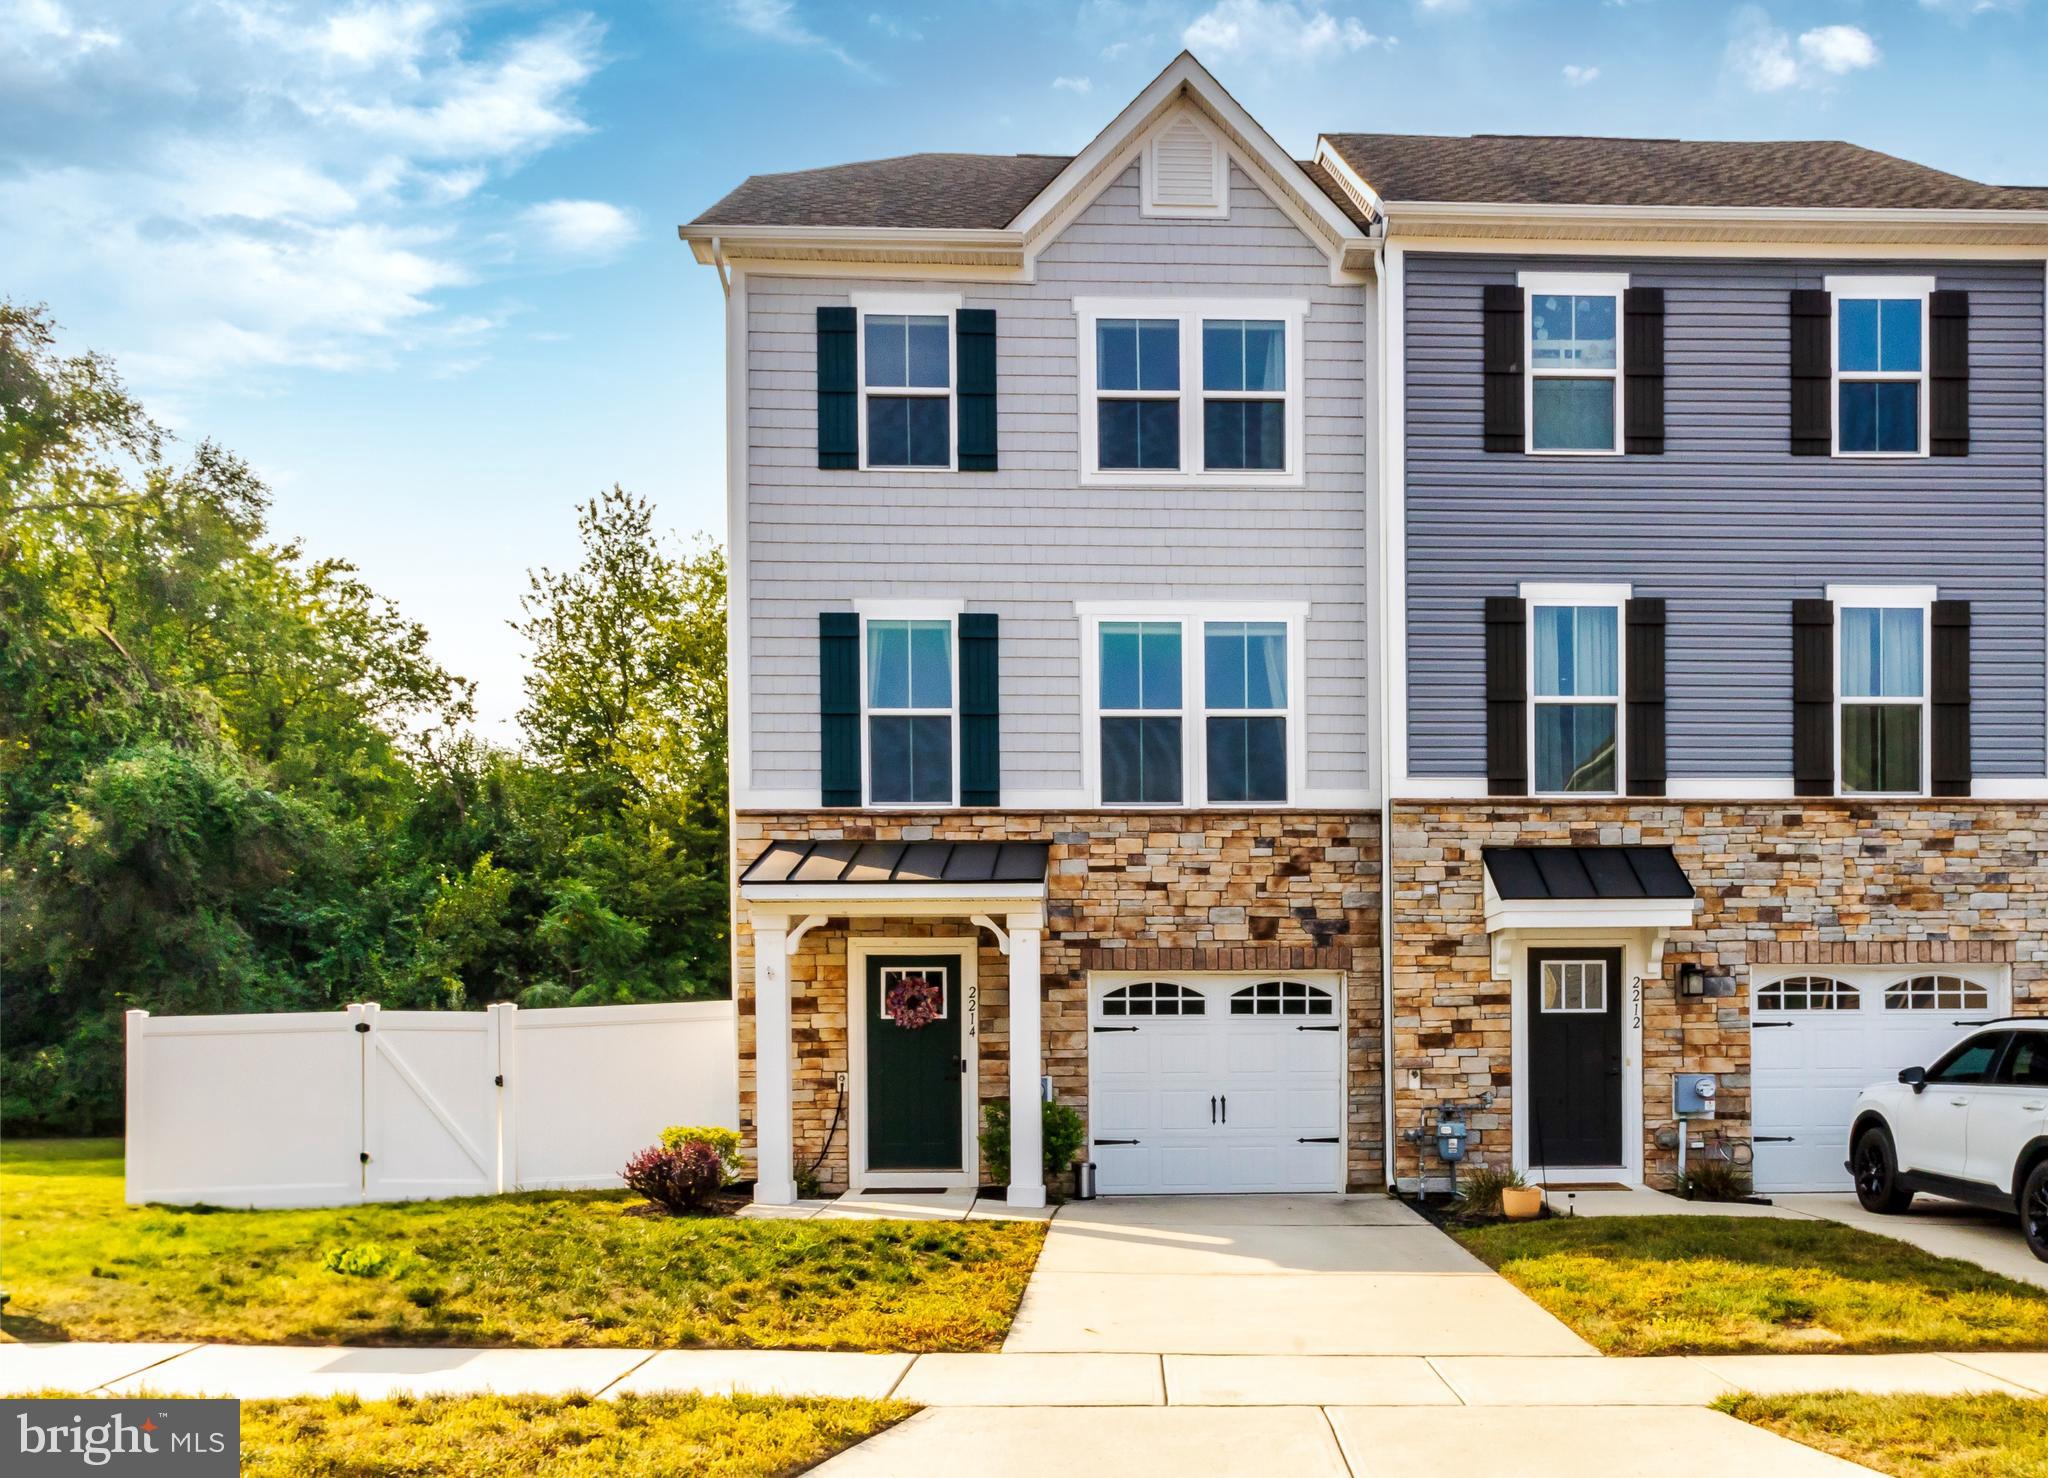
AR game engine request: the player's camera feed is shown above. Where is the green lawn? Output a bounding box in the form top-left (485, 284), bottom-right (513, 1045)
top-left (1457, 1215), bottom-right (2048, 1355)
top-left (28, 1391), bottom-right (910, 1478)
top-left (3, 1139), bottom-right (1042, 1352)
top-left (1720, 1392), bottom-right (2048, 1478)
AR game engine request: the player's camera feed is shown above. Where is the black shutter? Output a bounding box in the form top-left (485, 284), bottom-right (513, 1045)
top-left (817, 306), bottom-right (858, 470)
top-left (1930, 599), bottom-right (1971, 796)
top-left (1623, 287), bottom-right (1665, 455)
top-left (1485, 595), bottom-right (1528, 795)
top-left (1482, 284), bottom-right (1525, 453)
top-left (1789, 290), bottom-right (1832, 457)
top-left (956, 309), bottom-right (998, 471)
top-left (958, 612), bottom-right (1000, 806)
top-left (1930, 291), bottom-right (1970, 458)
top-left (1792, 599), bottom-right (1834, 795)
top-left (819, 612), bottom-right (861, 806)
top-left (1625, 598), bottom-right (1666, 796)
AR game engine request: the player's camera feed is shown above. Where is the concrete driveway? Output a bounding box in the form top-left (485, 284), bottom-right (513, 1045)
top-left (1002, 1194), bottom-right (1595, 1356)
top-left (1779, 1191), bottom-right (2048, 1288)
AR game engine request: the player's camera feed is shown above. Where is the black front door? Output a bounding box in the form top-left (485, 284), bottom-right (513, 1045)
top-left (865, 955), bottom-right (964, 1171)
top-left (1528, 948), bottom-right (1624, 1168)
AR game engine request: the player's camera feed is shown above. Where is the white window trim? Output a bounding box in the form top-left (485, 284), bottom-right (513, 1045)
top-left (850, 291), bottom-right (963, 474)
top-left (1518, 270), bottom-right (1629, 457)
top-left (1521, 581), bottom-right (1629, 799)
top-left (1827, 582), bottom-right (1936, 799)
top-left (1076, 600), bottom-right (1310, 809)
top-left (1824, 275), bottom-right (1934, 461)
top-left (859, 602), bottom-right (963, 810)
top-left (1072, 296), bottom-right (1309, 489)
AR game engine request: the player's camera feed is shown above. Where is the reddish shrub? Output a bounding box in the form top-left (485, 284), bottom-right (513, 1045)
top-left (622, 1140), bottom-right (724, 1213)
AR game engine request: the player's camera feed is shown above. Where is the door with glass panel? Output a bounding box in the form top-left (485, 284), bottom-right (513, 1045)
top-left (1530, 603), bottom-right (1620, 795)
top-left (1527, 949), bottom-right (1624, 1169)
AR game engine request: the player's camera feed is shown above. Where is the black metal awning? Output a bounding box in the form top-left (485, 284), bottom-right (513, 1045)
top-left (1481, 845), bottom-right (1694, 901)
top-left (740, 839), bottom-right (1050, 888)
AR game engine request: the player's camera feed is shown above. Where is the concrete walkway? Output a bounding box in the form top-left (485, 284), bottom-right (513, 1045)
top-left (738, 1188), bottom-right (1055, 1222)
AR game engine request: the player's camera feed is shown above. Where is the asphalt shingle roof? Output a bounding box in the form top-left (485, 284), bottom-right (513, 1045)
top-left (690, 153), bottom-right (1071, 230)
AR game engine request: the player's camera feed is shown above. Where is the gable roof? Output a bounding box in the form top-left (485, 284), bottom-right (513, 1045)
top-left (1319, 134), bottom-right (2039, 212)
top-left (691, 153), bottom-right (1071, 231)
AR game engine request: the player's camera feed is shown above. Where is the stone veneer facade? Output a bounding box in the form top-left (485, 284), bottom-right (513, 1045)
top-left (1390, 799), bottom-right (2048, 1189)
top-left (734, 810), bottom-right (1382, 1194)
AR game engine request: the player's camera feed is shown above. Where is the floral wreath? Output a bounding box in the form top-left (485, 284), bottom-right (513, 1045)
top-left (884, 971), bottom-right (945, 1030)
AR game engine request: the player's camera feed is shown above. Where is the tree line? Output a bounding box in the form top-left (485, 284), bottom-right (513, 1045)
top-left (0, 304), bottom-right (729, 1132)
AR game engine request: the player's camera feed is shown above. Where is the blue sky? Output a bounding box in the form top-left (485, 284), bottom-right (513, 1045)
top-left (5, 0), bottom-right (2043, 736)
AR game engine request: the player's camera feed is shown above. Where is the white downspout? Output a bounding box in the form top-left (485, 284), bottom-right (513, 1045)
top-left (1373, 227), bottom-right (1397, 1194)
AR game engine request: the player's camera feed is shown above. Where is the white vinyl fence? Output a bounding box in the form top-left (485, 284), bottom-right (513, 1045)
top-left (124, 999), bottom-right (737, 1208)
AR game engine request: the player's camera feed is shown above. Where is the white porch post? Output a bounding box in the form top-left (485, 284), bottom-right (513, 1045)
top-left (750, 909), bottom-right (797, 1205)
top-left (1006, 911), bottom-right (1047, 1209)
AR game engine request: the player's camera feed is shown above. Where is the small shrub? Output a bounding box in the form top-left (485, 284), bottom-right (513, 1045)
top-left (980, 1099), bottom-right (1087, 1185)
top-left (623, 1141), bottom-right (724, 1213)
top-left (659, 1124), bottom-right (744, 1185)
top-left (1671, 1156), bottom-right (1753, 1202)
top-left (793, 1165), bottom-right (823, 1201)
top-left (321, 1244), bottom-right (392, 1278)
top-left (1450, 1164), bottom-right (1526, 1223)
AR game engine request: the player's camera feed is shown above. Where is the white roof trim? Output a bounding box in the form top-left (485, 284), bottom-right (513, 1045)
top-left (742, 882), bottom-right (1048, 908)
top-left (1482, 871), bottom-right (1698, 936)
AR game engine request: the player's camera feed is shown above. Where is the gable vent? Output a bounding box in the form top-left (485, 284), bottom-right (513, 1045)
top-left (1146, 115), bottom-right (1225, 216)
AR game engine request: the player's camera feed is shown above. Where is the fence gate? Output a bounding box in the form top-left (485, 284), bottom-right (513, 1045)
top-left (361, 1005), bottom-right (501, 1202)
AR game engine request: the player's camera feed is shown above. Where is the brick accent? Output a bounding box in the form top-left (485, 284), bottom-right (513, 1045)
top-left (1390, 798), bottom-right (2048, 1190)
top-left (735, 810), bottom-right (1383, 1194)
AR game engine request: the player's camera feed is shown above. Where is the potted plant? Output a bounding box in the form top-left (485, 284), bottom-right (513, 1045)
top-left (1501, 1182), bottom-right (1545, 1220)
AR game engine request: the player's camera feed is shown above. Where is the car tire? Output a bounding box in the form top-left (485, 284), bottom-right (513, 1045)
top-left (1852, 1126), bottom-right (1914, 1215)
top-left (2021, 1162), bottom-right (2048, 1263)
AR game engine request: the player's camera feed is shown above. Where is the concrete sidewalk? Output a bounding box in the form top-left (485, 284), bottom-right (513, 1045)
top-left (9, 1342), bottom-right (2048, 1405)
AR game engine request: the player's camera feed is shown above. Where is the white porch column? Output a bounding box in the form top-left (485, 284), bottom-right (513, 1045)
top-left (1006, 912), bottom-right (1047, 1209)
top-left (749, 909), bottom-right (797, 1205)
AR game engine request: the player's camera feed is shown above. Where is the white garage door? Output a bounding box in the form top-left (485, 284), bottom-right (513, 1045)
top-left (1752, 968), bottom-right (2006, 1192)
top-left (1086, 975), bottom-right (1345, 1194)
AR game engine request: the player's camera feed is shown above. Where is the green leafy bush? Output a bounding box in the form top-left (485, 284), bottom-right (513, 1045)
top-left (1450, 1164), bottom-right (1527, 1223)
top-left (321, 1244), bottom-right (392, 1278)
top-left (980, 1099), bottom-right (1086, 1185)
top-left (1671, 1155), bottom-right (1753, 1202)
top-left (660, 1125), bottom-right (743, 1185)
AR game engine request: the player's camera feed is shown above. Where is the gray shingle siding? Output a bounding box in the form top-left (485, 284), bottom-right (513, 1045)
top-left (744, 163), bottom-right (1372, 799)
top-left (1404, 253), bottom-right (2046, 780)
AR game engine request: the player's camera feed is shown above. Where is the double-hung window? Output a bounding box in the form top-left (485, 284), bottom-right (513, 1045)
top-left (1097, 621), bottom-right (1183, 804)
top-left (1827, 276), bottom-right (1931, 457)
top-left (853, 293), bottom-right (959, 470)
top-left (1520, 272), bottom-right (1625, 454)
top-left (1832, 584), bottom-right (1929, 795)
top-left (1525, 585), bottom-right (1624, 795)
top-left (1204, 620), bottom-right (1288, 801)
top-left (1084, 603), bottom-right (1303, 807)
top-left (1076, 298), bottom-right (1306, 483)
top-left (865, 615), bottom-right (955, 804)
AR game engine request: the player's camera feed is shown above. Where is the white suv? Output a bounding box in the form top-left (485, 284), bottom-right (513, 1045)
top-left (1848, 1018), bottom-right (2048, 1260)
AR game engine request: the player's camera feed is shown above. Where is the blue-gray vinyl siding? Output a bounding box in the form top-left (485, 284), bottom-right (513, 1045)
top-left (1404, 254), bottom-right (2047, 780)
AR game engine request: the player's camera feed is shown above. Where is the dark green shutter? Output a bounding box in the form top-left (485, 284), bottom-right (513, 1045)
top-left (956, 309), bottom-right (998, 472)
top-left (1930, 600), bottom-right (1971, 796)
top-left (1623, 288), bottom-right (1665, 455)
top-left (819, 612), bottom-right (861, 805)
top-left (1485, 596), bottom-right (1528, 795)
top-left (1930, 291), bottom-right (1969, 458)
top-left (958, 612), bottom-right (1000, 806)
top-left (1792, 599), bottom-right (1834, 795)
top-left (1789, 290), bottom-right (1832, 457)
top-left (817, 306), bottom-right (857, 470)
top-left (1625, 598), bottom-right (1666, 795)
top-left (1482, 285), bottom-right (1525, 453)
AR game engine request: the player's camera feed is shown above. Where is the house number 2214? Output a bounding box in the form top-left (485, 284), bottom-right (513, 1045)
top-left (966, 983), bottom-right (978, 1036)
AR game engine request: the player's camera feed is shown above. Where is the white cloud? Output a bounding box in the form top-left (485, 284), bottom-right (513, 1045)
top-left (719, 0), bottom-right (873, 76)
top-left (1184, 0), bottom-right (1385, 57)
top-left (315, 3), bottom-right (443, 67)
top-left (519, 199), bottom-right (637, 258)
top-left (1100, 39), bottom-right (1131, 59)
top-left (1052, 74), bottom-right (1092, 93)
top-left (2, 0), bottom-right (119, 68)
top-left (1562, 63), bottom-right (1599, 85)
top-left (331, 20), bottom-right (600, 159)
top-left (1726, 8), bottom-right (1878, 91)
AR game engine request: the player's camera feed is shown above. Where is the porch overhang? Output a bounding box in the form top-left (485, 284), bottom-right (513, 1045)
top-left (739, 840), bottom-right (1049, 940)
top-left (1481, 845), bottom-right (1699, 977)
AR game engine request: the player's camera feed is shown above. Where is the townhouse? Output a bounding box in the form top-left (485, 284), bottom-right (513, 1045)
top-left (681, 54), bottom-right (2048, 1206)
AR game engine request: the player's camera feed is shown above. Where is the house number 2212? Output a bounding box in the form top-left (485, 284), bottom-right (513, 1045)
top-left (1630, 977), bottom-right (1643, 1029)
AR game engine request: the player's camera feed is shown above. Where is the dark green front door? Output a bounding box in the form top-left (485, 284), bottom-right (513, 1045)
top-left (865, 955), bottom-right (963, 1171)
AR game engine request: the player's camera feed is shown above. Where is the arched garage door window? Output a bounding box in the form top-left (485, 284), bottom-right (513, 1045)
top-left (1756, 976), bottom-right (1860, 1011)
top-left (1884, 975), bottom-right (1990, 1012)
top-left (1099, 981), bottom-right (1206, 1017)
top-left (1230, 980), bottom-right (1334, 1016)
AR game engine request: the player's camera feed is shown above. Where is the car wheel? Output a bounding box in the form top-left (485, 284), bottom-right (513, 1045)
top-left (1853, 1126), bottom-right (1914, 1214)
top-left (2021, 1163), bottom-right (2048, 1263)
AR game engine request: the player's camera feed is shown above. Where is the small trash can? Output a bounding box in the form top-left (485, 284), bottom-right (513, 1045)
top-left (1073, 1161), bottom-right (1097, 1200)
